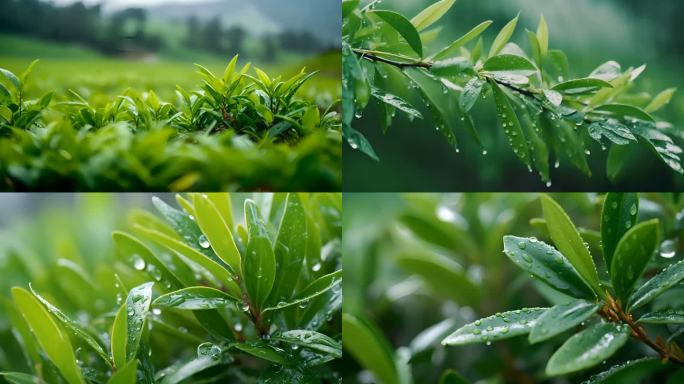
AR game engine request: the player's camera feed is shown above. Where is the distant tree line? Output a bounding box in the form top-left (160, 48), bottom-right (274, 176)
top-left (0, 0), bottom-right (162, 55)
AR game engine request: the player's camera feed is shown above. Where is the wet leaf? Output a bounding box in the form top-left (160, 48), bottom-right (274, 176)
top-left (628, 259), bottom-right (684, 310)
top-left (637, 309), bottom-right (684, 324)
top-left (459, 77), bottom-right (484, 112)
top-left (610, 219), bottom-right (659, 301)
top-left (192, 194), bottom-right (242, 277)
top-left (442, 308), bottom-right (547, 345)
top-left (490, 80), bottom-right (531, 168)
top-left (503, 236), bottom-right (596, 299)
top-left (588, 119), bottom-right (636, 146)
top-left (546, 322), bottom-right (630, 376)
top-left (244, 199), bottom-right (276, 309)
top-left (540, 195), bottom-right (601, 294)
top-left (483, 54), bottom-right (536, 75)
top-left (552, 78), bottom-right (613, 94)
top-left (11, 287), bottom-right (84, 384)
top-left (580, 357), bottom-right (658, 384)
top-left (273, 330), bottom-right (341, 358)
top-left (371, 87), bottom-right (423, 120)
top-left (600, 193), bottom-right (639, 268)
top-left (371, 10), bottom-right (423, 57)
top-left (529, 300), bottom-right (600, 344)
top-left (153, 287), bottom-right (237, 310)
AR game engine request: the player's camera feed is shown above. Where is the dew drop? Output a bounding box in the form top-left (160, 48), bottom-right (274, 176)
top-left (198, 234), bottom-right (211, 249)
top-left (132, 255), bottom-right (146, 271)
top-left (660, 239), bottom-right (677, 258)
top-left (312, 262), bottom-right (322, 272)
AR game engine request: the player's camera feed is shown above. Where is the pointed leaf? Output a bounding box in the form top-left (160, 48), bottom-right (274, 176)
top-left (371, 10), bottom-right (423, 57)
top-left (192, 194), bottom-right (242, 277)
top-left (601, 193), bottom-right (639, 269)
top-left (645, 88), bottom-right (676, 113)
top-left (628, 259), bottom-right (684, 310)
top-left (433, 20), bottom-right (493, 60)
top-left (503, 236), bottom-right (596, 299)
top-left (11, 287), bottom-right (84, 384)
top-left (489, 14), bottom-right (519, 58)
top-left (547, 323), bottom-right (630, 376)
top-left (588, 119), bottom-right (637, 145)
top-left (343, 313), bottom-right (398, 384)
top-left (273, 330), bottom-right (342, 358)
top-left (580, 357), bottom-right (658, 384)
top-left (552, 78), bottom-right (613, 94)
top-left (459, 77), bottom-right (484, 112)
top-left (483, 54), bottom-right (536, 75)
top-left (106, 359), bottom-right (137, 384)
top-left (610, 219), bottom-right (659, 300)
top-left (529, 300), bottom-right (600, 344)
top-left (153, 287), bottom-right (237, 310)
top-left (540, 195), bottom-right (601, 294)
top-left (244, 199), bottom-right (276, 309)
top-left (637, 310), bottom-right (684, 324)
top-left (537, 14), bottom-right (548, 56)
top-left (410, 0), bottom-right (456, 32)
top-left (490, 80), bottom-right (531, 168)
top-left (263, 270), bottom-right (341, 313)
top-left (371, 87), bottom-right (423, 120)
top-left (442, 308), bottom-right (547, 345)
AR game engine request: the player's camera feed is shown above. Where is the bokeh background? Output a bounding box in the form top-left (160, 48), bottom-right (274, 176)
top-left (343, 0), bottom-right (684, 191)
top-left (342, 193), bottom-right (684, 383)
top-left (0, 0), bottom-right (341, 101)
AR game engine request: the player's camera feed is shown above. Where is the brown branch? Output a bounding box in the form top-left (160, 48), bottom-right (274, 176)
top-left (599, 294), bottom-right (684, 367)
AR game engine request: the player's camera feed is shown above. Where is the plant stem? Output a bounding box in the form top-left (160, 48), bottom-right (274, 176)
top-left (600, 294), bottom-right (684, 366)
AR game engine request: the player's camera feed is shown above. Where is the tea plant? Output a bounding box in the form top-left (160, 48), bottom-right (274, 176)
top-left (0, 193), bottom-right (342, 383)
top-left (0, 57), bottom-right (341, 191)
top-left (342, 0), bottom-right (681, 185)
top-left (443, 194), bottom-right (684, 381)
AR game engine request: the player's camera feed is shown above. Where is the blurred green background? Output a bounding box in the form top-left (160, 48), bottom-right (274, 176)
top-left (342, 193), bottom-right (684, 383)
top-left (343, 0), bottom-right (684, 191)
top-left (0, 0), bottom-right (341, 102)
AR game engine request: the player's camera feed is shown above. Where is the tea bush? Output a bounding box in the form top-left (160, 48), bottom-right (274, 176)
top-left (342, 0), bottom-right (681, 185)
top-left (0, 193), bottom-right (342, 383)
top-left (0, 57), bottom-right (341, 191)
top-left (342, 193), bottom-right (684, 383)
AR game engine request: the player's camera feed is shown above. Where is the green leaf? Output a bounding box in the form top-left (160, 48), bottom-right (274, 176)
top-left (29, 285), bottom-right (112, 365)
top-left (371, 10), bottom-right (423, 57)
top-left (529, 300), bottom-right (600, 344)
top-left (503, 236), bottom-right (596, 299)
top-left (543, 113), bottom-right (592, 175)
top-left (645, 88), bottom-right (676, 113)
top-left (106, 359), bottom-right (138, 384)
top-left (628, 259), bottom-right (684, 310)
top-left (342, 0), bottom-right (359, 18)
top-left (490, 80), bottom-right (531, 168)
top-left (112, 282), bottom-right (153, 368)
top-left (0, 372), bottom-right (45, 384)
top-left (158, 356), bottom-right (221, 384)
top-left (540, 195), bottom-right (601, 294)
top-left (192, 194), bottom-right (242, 277)
top-left (151, 197), bottom-right (215, 259)
top-left (234, 342), bottom-right (286, 365)
top-left (610, 219), bottom-right (659, 300)
top-left (343, 313), bottom-right (398, 384)
top-left (489, 14), bottom-right (520, 58)
top-left (0, 67), bottom-right (20, 90)
top-left (0, 83), bottom-right (11, 100)
top-left (594, 104), bottom-right (655, 122)
top-left (546, 322), bottom-right (630, 376)
top-left (346, 126), bottom-right (379, 161)
top-left (153, 287), bottom-right (237, 310)
top-left (638, 309), bottom-right (684, 324)
top-left (600, 193), bottom-right (639, 269)
top-left (410, 0), bottom-right (456, 32)
top-left (397, 249), bottom-right (481, 306)
top-left (552, 78), bottom-right (613, 94)
top-left (483, 54), bottom-right (536, 75)
top-left (430, 57), bottom-right (472, 76)
top-left (526, 30), bottom-right (541, 67)
top-left (268, 193), bottom-right (307, 305)
top-left (442, 308), bottom-right (547, 345)
top-left (273, 330), bottom-right (342, 358)
top-left (543, 89), bottom-right (562, 106)
top-left (589, 61), bottom-right (621, 82)
top-left (11, 287), bottom-right (84, 384)
top-left (580, 357), bottom-right (658, 384)
top-left (244, 199), bottom-right (276, 309)
top-left (459, 77), bottom-right (484, 112)
top-left (631, 122), bottom-right (683, 174)
top-left (371, 87), bottom-right (423, 120)
top-left (263, 269), bottom-right (341, 313)
top-left (537, 14), bottom-right (548, 56)
top-left (404, 68), bottom-right (460, 151)
top-left (588, 119), bottom-right (637, 146)
top-left (133, 227), bottom-right (241, 299)
top-left (111, 303), bottom-right (128, 370)
top-left (432, 20), bottom-right (493, 60)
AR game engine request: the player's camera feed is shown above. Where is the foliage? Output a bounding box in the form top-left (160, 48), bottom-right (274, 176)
top-left (0, 193), bottom-right (342, 383)
top-left (342, 193), bottom-right (684, 383)
top-left (0, 57), bottom-right (341, 191)
top-left (342, 0), bottom-right (681, 184)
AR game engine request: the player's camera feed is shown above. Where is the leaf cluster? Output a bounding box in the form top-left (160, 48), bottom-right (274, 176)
top-left (342, 0), bottom-right (681, 183)
top-left (0, 58), bottom-right (341, 191)
top-left (0, 193), bottom-right (342, 383)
